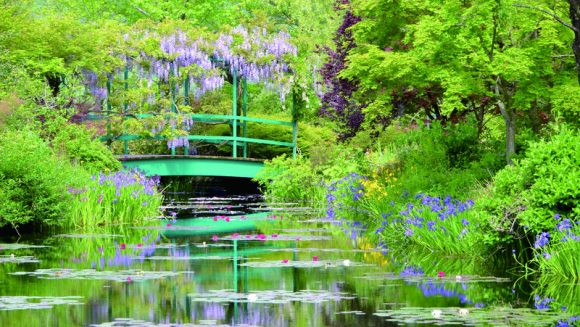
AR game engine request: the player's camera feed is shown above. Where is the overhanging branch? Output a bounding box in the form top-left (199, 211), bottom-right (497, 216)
top-left (513, 3), bottom-right (578, 32)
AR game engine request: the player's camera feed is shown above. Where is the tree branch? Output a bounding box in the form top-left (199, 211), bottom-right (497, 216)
top-left (133, 6), bottom-right (151, 17)
top-left (513, 3), bottom-right (578, 32)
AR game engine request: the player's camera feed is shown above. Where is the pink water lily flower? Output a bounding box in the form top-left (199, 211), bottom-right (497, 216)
top-left (282, 259), bottom-right (289, 263)
top-left (312, 256), bottom-right (319, 262)
top-left (212, 235), bottom-right (219, 241)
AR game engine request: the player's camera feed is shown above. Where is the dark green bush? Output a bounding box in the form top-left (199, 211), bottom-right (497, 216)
top-left (52, 123), bottom-right (122, 173)
top-left (0, 130), bottom-right (84, 230)
top-left (482, 127), bottom-right (580, 234)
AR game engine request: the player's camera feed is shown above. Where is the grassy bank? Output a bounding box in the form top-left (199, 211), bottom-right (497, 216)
top-left (254, 120), bottom-right (580, 284)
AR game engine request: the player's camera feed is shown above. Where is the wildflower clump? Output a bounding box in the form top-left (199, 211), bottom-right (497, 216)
top-left (68, 169), bottom-right (163, 229)
top-left (527, 214), bottom-right (580, 283)
top-left (376, 193), bottom-right (481, 255)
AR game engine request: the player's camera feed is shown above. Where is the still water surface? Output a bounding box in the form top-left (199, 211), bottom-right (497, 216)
top-left (0, 189), bottom-right (572, 326)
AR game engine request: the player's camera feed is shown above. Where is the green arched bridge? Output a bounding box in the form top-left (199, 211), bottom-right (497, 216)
top-left (118, 155), bottom-right (265, 179)
top-left (101, 111), bottom-right (298, 179)
top-left (94, 73), bottom-right (298, 179)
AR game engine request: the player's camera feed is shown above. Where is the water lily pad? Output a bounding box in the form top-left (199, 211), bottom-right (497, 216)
top-left (146, 255), bottom-right (231, 261)
top-left (189, 289), bottom-right (355, 304)
top-left (220, 234), bottom-right (331, 242)
top-left (274, 228), bottom-right (332, 233)
top-left (336, 311), bottom-right (366, 315)
top-left (357, 273), bottom-right (511, 284)
top-left (150, 243), bottom-right (188, 249)
top-left (0, 255), bottom-right (40, 264)
top-left (373, 307), bottom-right (568, 326)
top-left (132, 226), bottom-right (210, 231)
top-left (0, 243), bottom-right (50, 250)
top-left (269, 247), bottom-right (381, 254)
top-left (0, 296), bottom-right (83, 311)
top-left (52, 234), bottom-right (122, 239)
top-left (10, 269), bottom-right (180, 282)
top-left (239, 259), bottom-right (373, 269)
top-left (89, 318), bottom-right (238, 327)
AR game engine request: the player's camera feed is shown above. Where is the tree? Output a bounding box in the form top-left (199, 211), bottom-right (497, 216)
top-left (319, 0), bottom-right (364, 140)
top-left (513, 1), bottom-right (580, 85)
top-left (342, 0), bottom-right (574, 164)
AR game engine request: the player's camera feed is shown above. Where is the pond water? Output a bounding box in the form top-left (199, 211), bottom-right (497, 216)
top-left (0, 181), bottom-right (574, 326)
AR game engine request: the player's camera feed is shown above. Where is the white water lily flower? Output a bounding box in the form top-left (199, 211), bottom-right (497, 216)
top-left (431, 309), bottom-right (442, 318)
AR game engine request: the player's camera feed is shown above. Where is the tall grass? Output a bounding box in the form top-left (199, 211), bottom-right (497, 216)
top-left (67, 169), bottom-right (163, 229)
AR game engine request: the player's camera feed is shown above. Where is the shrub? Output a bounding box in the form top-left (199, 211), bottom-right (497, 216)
top-left (52, 123), bottom-right (122, 172)
top-left (254, 154), bottom-right (323, 204)
top-left (0, 129), bottom-right (83, 230)
top-left (483, 127), bottom-right (580, 236)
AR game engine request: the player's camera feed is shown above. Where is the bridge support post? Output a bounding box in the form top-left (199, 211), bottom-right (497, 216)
top-left (292, 92), bottom-right (298, 160)
top-left (123, 66), bottom-right (129, 155)
top-left (242, 77), bottom-right (248, 158)
top-left (184, 77), bottom-right (190, 155)
top-left (106, 76), bottom-right (112, 150)
top-left (170, 62), bottom-right (176, 156)
top-left (232, 68), bottom-right (238, 158)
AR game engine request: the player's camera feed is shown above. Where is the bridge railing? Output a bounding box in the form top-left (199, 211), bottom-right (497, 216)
top-left (97, 112), bottom-right (298, 159)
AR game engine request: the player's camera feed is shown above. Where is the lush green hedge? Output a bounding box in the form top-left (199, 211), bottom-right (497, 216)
top-left (0, 129), bottom-right (83, 229)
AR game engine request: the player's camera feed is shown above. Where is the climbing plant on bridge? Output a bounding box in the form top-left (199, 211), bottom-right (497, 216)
top-left (82, 23), bottom-right (299, 154)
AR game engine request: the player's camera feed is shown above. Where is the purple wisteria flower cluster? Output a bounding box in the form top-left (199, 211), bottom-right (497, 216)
top-left (85, 26), bottom-right (297, 105)
top-left (166, 136), bottom-right (189, 150)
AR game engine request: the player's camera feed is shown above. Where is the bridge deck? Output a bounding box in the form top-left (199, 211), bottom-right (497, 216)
top-left (118, 155), bottom-right (264, 178)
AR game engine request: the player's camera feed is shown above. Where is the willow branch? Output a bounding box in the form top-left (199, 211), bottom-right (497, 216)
top-left (513, 3), bottom-right (578, 32)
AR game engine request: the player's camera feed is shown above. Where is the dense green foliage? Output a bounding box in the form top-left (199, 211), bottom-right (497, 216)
top-left (0, 130), bottom-right (80, 230)
top-left (483, 127), bottom-right (580, 235)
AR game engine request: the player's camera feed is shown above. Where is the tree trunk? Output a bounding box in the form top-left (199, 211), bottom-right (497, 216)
top-left (570, 0), bottom-right (580, 85)
top-left (494, 78), bottom-right (517, 165)
top-left (504, 108), bottom-right (516, 165)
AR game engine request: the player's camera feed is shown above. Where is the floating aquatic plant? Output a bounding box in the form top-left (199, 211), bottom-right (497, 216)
top-left (373, 306), bottom-right (569, 326)
top-left (0, 244), bottom-right (49, 250)
top-left (189, 289), bottom-right (355, 304)
top-left (52, 234), bottom-right (122, 239)
top-left (239, 259), bottom-right (372, 269)
top-left (89, 318), bottom-right (233, 327)
top-left (145, 255), bottom-right (232, 261)
top-left (0, 296), bottom-right (83, 311)
top-left (10, 269), bottom-right (180, 282)
top-left (219, 234), bottom-right (331, 242)
top-left (0, 255), bottom-right (40, 264)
